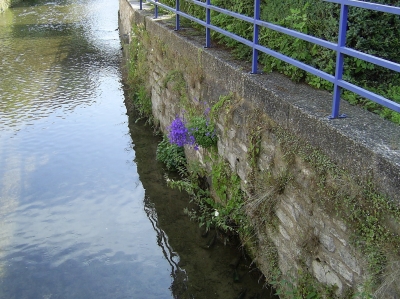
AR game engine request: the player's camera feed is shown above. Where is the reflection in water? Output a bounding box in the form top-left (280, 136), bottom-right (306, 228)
top-left (0, 0), bottom-right (119, 129)
top-left (0, 155), bottom-right (20, 278)
top-left (144, 197), bottom-right (191, 297)
top-left (0, 0), bottom-right (174, 298)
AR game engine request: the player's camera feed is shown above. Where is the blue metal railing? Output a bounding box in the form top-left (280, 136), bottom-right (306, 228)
top-left (139, 0), bottom-right (400, 119)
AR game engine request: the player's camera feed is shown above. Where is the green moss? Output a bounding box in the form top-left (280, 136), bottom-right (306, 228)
top-left (163, 70), bottom-right (185, 91)
top-left (126, 24), bottom-right (153, 123)
top-left (272, 124), bottom-right (400, 295)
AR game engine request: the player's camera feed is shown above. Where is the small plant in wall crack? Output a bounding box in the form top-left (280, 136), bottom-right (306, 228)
top-left (164, 160), bottom-right (221, 232)
top-left (187, 116), bottom-right (217, 149)
top-left (156, 135), bottom-right (187, 171)
top-left (167, 105), bottom-right (217, 151)
top-left (161, 153), bottom-right (252, 237)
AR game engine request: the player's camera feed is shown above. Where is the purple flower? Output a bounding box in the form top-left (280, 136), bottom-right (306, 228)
top-left (168, 117), bottom-right (188, 147)
top-left (168, 117), bottom-right (197, 148)
top-left (204, 106), bottom-right (211, 116)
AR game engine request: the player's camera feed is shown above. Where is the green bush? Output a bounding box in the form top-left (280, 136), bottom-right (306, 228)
top-left (187, 116), bottom-right (217, 149)
top-left (156, 136), bottom-right (187, 171)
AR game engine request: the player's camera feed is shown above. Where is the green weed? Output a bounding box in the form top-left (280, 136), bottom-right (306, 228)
top-left (156, 135), bottom-right (187, 171)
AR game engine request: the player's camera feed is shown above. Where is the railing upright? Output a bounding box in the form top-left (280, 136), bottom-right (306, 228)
top-left (175, 0), bottom-right (180, 30)
top-left (139, 0), bottom-right (142, 10)
top-left (331, 3), bottom-right (349, 119)
top-left (154, 0), bottom-right (159, 18)
top-left (205, 0), bottom-right (211, 48)
top-left (251, 0), bottom-right (261, 74)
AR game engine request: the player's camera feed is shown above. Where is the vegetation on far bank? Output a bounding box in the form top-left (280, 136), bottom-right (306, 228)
top-left (0, 0), bottom-right (22, 12)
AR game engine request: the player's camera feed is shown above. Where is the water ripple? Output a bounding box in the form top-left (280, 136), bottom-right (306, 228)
top-left (0, 0), bottom-right (121, 132)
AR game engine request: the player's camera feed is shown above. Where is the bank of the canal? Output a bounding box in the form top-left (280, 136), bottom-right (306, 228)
top-left (119, 0), bottom-right (400, 297)
top-left (0, 0), bottom-right (272, 298)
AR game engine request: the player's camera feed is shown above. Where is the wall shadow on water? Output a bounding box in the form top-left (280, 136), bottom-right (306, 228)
top-left (126, 106), bottom-right (279, 299)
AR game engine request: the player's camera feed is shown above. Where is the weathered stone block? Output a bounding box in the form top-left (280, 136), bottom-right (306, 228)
top-left (329, 226), bottom-right (347, 247)
top-left (328, 257), bottom-right (354, 283)
top-left (276, 208), bottom-right (294, 229)
top-left (312, 260), bottom-right (343, 296)
top-left (319, 232), bottom-right (336, 253)
top-left (279, 224), bottom-right (291, 241)
top-left (338, 247), bottom-right (361, 275)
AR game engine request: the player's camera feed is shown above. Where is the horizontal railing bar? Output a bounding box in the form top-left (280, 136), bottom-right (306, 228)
top-left (209, 5), bottom-right (254, 22)
top-left (186, 0), bottom-right (255, 23)
top-left (255, 20), bottom-right (338, 51)
top-left (155, 0), bottom-right (400, 73)
top-left (188, 0), bottom-right (339, 52)
top-left (206, 23), bottom-right (336, 83)
top-left (208, 24), bottom-right (253, 47)
top-left (178, 0), bottom-right (400, 75)
top-left (324, 0), bottom-right (400, 15)
top-left (253, 44), bottom-right (336, 83)
top-left (337, 80), bottom-right (400, 112)
top-left (340, 47), bottom-right (400, 73)
top-left (148, 0), bottom-right (174, 13)
top-left (147, 0), bottom-right (207, 26)
top-left (179, 10), bottom-right (207, 26)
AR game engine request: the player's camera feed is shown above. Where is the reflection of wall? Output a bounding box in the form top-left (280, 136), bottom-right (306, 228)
top-left (119, 0), bottom-right (400, 297)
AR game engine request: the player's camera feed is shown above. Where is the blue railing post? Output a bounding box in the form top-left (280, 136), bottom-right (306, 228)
top-left (205, 0), bottom-right (211, 48)
top-left (330, 2), bottom-right (348, 119)
top-left (140, 0), bottom-right (142, 10)
top-left (154, 0), bottom-right (158, 19)
top-left (251, 0), bottom-right (261, 74)
top-left (175, 0), bottom-right (180, 30)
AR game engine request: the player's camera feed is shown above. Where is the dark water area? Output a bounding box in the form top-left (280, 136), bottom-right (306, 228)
top-left (0, 0), bottom-right (275, 298)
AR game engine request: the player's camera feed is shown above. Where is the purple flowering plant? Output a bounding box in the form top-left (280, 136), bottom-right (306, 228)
top-left (167, 100), bottom-right (217, 150)
top-left (168, 116), bottom-right (196, 148)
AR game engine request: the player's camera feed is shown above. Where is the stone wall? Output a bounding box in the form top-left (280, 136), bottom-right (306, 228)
top-left (119, 1), bottom-right (400, 297)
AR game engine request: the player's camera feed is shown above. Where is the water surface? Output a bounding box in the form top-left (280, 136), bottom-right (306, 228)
top-left (1, 1), bottom-right (174, 297)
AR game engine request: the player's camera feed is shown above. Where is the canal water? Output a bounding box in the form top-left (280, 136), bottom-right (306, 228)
top-left (0, 0), bottom-right (275, 298)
